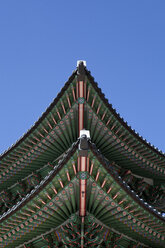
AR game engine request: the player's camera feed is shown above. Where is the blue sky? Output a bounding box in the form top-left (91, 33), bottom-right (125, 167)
top-left (0, 1), bottom-right (165, 154)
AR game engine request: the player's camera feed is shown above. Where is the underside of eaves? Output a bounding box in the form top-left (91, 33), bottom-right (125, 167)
top-left (0, 61), bottom-right (165, 248)
top-left (0, 138), bottom-right (165, 248)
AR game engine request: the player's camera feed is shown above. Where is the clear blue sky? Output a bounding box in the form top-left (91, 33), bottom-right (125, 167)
top-left (0, 1), bottom-right (165, 154)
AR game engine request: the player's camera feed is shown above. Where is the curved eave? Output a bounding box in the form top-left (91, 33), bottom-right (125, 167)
top-left (0, 70), bottom-right (77, 161)
top-left (2, 66), bottom-right (165, 166)
top-left (85, 103), bottom-right (165, 180)
top-left (0, 140), bottom-right (164, 247)
top-left (0, 64), bottom-right (165, 185)
top-left (0, 141), bottom-right (79, 223)
top-left (86, 69), bottom-right (165, 161)
top-left (89, 141), bottom-right (165, 223)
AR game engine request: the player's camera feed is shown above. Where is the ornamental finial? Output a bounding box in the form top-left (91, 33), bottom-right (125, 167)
top-left (77, 60), bottom-right (86, 80)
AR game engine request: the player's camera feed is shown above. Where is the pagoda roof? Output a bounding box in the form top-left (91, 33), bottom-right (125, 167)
top-left (1, 66), bottom-right (165, 160)
top-left (0, 62), bottom-right (165, 248)
top-left (0, 138), bottom-right (164, 247)
top-left (0, 63), bottom-right (165, 187)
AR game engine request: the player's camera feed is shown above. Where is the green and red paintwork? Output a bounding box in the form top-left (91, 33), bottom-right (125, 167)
top-left (0, 62), bottom-right (165, 247)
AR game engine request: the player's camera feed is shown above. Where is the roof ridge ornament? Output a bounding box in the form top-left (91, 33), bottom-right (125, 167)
top-left (77, 60), bottom-right (86, 81)
top-left (77, 60), bottom-right (86, 68)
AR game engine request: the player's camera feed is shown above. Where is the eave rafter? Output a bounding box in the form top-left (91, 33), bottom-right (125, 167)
top-left (86, 68), bottom-right (165, 162)
top-left (0, 61), bottom-right (165, 248)
top-left (84, 77), bottom-right (165, 179)
top-left (0, 138), bottom-right (164, 248)
top-left (0, 62), bottom-right (165, 188)
top-left (0, 83), bottom-right (79, 190)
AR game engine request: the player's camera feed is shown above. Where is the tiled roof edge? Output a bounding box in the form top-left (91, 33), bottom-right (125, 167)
top-left (0, 138), bottom-right (164, 228)
top-left (89, 140), bottom-right (165, 223)
top-left (0, 135), bottom-right (79, 222)
top-left (85, 68), bottom-right (165, 159)
top-left (0, 70), bottom-right (77, 160)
